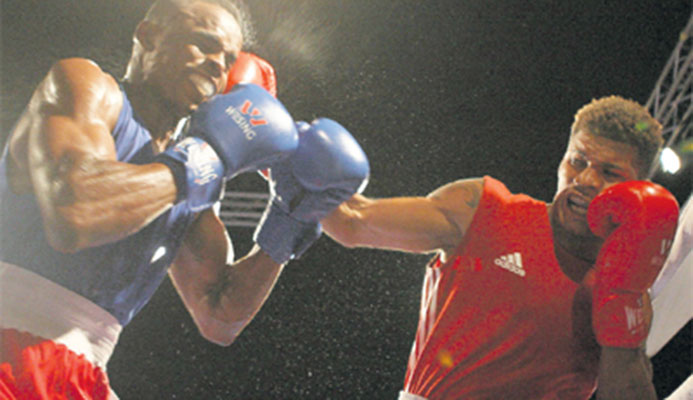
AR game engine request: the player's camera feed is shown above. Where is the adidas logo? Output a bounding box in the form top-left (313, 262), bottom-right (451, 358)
top-left (494, 252), bottom-right (526, 277)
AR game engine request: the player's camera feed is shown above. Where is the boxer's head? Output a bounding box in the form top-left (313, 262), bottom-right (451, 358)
top-left (552, 96), bottom-right (662, 239)
top-left (124, 0), bottom-right (254, 113)
top-left (568, 96), bottom-right (662, 178)
top-left (142, 0), bottom-right (255, 49)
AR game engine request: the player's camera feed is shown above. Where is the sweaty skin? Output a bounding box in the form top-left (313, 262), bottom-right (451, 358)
top-left (6, 1), bottom-right (284, 346)
top-left (323, 129), bottom-right (657, 399)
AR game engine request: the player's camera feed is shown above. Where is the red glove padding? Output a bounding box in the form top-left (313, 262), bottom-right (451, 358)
top-left (225, 51), bottom-right (277, 97)
top-left (587, 181), bottom-right (679, 348)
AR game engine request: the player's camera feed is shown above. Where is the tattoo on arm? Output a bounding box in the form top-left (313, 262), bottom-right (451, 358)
top-left (463, 183), bottom-right (482, 209)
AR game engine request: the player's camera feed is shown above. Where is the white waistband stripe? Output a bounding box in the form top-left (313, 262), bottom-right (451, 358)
top-left (0, 261), bottom-right (122, 368)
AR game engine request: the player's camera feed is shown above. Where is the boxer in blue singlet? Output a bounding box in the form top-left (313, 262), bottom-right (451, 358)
top-left (0, 1), bottom-right (370, 398)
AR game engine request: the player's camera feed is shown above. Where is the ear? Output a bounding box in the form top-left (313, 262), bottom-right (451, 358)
top-left (134, 21), bottom-right (160, 51)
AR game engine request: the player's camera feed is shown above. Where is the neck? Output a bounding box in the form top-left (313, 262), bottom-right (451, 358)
top-left (121, 80), bottom-right (186, 147)
top-left (548, 204), bottom-right (602, 282)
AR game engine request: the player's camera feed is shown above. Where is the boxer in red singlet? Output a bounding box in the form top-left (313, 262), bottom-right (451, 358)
top-left (324, 95), bottom-right (679, 400)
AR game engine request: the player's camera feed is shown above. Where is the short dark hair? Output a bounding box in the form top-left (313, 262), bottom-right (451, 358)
top-left (571, 95), bottom-right (663, 177)
top-left (143, 0), bottom-right (255, 48)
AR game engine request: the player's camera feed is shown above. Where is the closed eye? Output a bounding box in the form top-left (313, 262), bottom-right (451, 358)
top-left (224, 53), bottom-right (237, 72)
top-left (192, 33), bottom-right (223, 55)
top-left (603, 169), bottom-right (626, 181)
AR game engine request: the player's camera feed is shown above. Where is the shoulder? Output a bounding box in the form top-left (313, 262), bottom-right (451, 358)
top-left (475, 176), bottom-right (544, 207)
top-left (41, 58), bottom-right (122, 127)
top-left (46, 58), bottom-right (120, 95)
top-left (428, 177), bottom-right (484, 209)
top-left (426, 177), bottom-right (484, 242)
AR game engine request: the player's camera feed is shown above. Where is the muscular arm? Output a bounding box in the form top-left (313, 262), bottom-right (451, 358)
top-left (322, 178), bottom-right (483, 255)
top-left (169, 209), bottom-right (284, 346)
top-left (597, 347), bottom-right (657, 400)
top-left (10, 58), bottom-right (177, 252)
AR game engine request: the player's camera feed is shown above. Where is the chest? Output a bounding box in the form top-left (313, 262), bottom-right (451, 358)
top-left (430, 212), bottom-right (593, 341)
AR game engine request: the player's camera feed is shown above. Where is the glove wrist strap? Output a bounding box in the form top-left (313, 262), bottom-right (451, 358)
top-left (254, 201), bottom-right (322, 264)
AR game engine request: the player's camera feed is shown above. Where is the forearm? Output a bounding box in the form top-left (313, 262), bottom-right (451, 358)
top-left (33, 155), bottom-right (177, 252)
top-left (323, 193), bottom-right (463, 253)
top-left (323, 193), bottom-right (434, 250)
top-left (171, 242), bottom-right (284, 346)
top-left (597, 347), bottom-right (657, 400)
top-left (322, 194), bottom-right (372, 248)
top-left (207, 247), bottom-right (283, 341)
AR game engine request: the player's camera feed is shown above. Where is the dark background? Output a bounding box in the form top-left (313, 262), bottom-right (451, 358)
top-left (2, 0), bottom-right (691, 399)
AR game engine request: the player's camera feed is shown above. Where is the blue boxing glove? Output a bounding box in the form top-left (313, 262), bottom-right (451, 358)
top-left (188, 83), bottom-right (297, 178)
top-left (156, 83), bottom-right (298, 212)
top-left (254, 118), bottom-right (370, 264)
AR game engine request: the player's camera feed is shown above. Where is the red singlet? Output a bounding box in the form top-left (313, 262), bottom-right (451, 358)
top-left (402, 177), bottom-right (600, 400)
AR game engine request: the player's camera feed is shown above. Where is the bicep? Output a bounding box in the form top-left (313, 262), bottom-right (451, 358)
top-left (179, 209), bottom-right (234, 266)
top-left (21, 59), bottom-right (121, 207)
top-left (26, 59), bottom-right (120, 172)
top-left (11, 59), bottom-right (179, 252)
top-left (169, 210), bottom-right (234, 310)
top-left (323, 178), bottom-right (482, 254)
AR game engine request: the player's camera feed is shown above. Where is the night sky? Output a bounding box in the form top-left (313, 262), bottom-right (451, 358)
top-left (1, 1), bottom-right (691, 399)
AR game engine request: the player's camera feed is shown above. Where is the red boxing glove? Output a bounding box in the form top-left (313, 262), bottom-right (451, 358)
top-left (225, 51), bottom-right (277, 97)
top-left (587, 181), bottom-right (679, 348)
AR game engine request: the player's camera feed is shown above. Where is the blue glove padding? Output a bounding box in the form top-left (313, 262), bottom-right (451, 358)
top-left (254, 118), bottom-right (370, 263)
top-left (280, 118), bottom-right (370, 220)
top-left (155, 136), bottom-right (225, 213)
top-left (188, 83), bottom-right (298, 179)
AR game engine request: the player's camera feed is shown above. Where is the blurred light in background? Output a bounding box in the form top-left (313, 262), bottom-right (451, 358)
top-left (660, 147), bottom-right (681, 174)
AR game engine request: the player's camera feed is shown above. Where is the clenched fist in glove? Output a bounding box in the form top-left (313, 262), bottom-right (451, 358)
top-left (254, 118), bottom-right (370, 264)
top-left (156, 83), bottom-right (297, 213)
top-left (586, 181), bottom-right (679, 348)
top-left (225, 51), bottom-right (277, 97)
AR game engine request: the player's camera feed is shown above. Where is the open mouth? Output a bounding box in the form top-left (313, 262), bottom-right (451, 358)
top-left (566, 193), bottom-right (590, 216)
top-left (189, 73), bottom-right (217, 98)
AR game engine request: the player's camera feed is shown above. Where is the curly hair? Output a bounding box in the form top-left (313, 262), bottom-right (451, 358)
top-left (571, 95), bottom-right (663, 177)
top-left (143, 0), bottom-right (255, 48)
